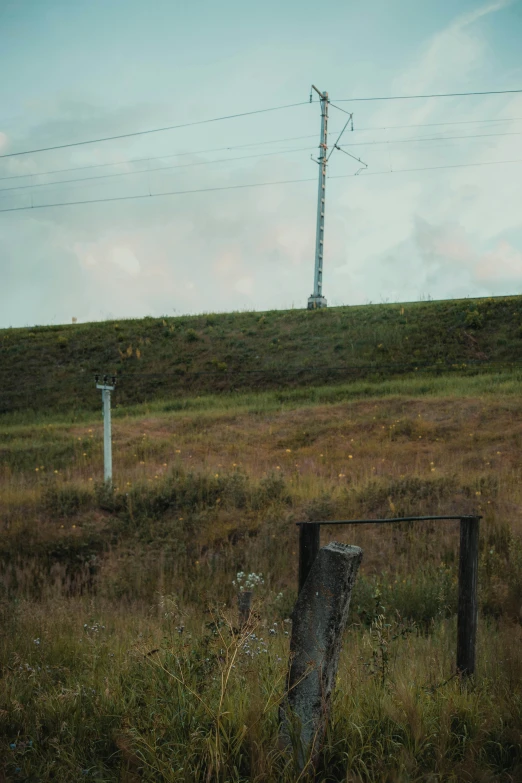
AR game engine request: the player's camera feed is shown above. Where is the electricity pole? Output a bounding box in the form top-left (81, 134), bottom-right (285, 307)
top-left (308, 85), bottom-right (329, 310)
top-left (95, 374), bottom-right (116, 483)
top-left (306, 86), bottom-right (366, 310)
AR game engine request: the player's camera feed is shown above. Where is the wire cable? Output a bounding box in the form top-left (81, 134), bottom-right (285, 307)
top-left (2, 116), bottom-right (521, 186)
top-left (332, 88), bottom-right (522, 102)
top-left (339, 129), bottom-right (522, 148)
top-left (0, 101), bottom-right (310, 159)
top-left (1, 155), bottom-right (521, 214)
top-left (2, 129), bottom-right (517, 196)
top-left (0, 145), bottom-right (315, 194)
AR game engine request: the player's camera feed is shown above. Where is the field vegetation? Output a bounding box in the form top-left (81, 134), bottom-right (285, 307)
top-left (2, 294), bottom-right (522, 416)
top-left (1, 300), bottom-right (522, 780)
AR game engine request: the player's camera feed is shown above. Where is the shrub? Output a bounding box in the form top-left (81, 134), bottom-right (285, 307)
top-left (43, 483), bottom-right (93, 517)
top-left (465, 309), bottom-right (484, 329)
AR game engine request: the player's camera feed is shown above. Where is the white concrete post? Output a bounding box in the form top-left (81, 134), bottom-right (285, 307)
top-left (95, 375), bottom-right (115, 484)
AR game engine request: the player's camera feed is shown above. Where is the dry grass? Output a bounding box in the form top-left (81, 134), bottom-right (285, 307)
top-left (1, 379), bottom-right (521, 780)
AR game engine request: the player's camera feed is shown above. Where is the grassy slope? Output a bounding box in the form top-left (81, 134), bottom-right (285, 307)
top-left (2, 381), bottom-right (522, 780)
top-left (2, 294), bottom-right (522, 415)
top-left (2, 298), bottom-right (522, 780)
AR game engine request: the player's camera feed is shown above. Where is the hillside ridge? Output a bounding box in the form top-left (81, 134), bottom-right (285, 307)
top-left (2, 295), bottom-right (522, 415)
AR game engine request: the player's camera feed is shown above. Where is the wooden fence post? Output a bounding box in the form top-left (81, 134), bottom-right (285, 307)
top-left (281, 542), bottom-right (363, 771)
top-left (457, 516), bottom-right (480, 677)
top-left (298, 523), bottom-right (320, 593)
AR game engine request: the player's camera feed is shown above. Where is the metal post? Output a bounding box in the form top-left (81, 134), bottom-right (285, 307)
top-left (457, 516), bottom-right (480, 677)
top-left (308, 86), bottom-right (328, 310)
top-left (103, 388), bottom-right (112, 483)
top-left (298, 523), bottom-right (320, 593)
top-left (95, 375), bottom-right (116, 485)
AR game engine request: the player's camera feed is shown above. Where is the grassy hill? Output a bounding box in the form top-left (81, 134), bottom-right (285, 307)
top-left (2, 294), bottom-right (522, 416)
top-left (2, 295), bottom-right (522, 780)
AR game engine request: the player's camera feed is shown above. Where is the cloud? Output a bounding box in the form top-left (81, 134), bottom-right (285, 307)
top-left (0, 2), bottom-right (520, 327)
top-left (477, 240), bottom-right (522, 281)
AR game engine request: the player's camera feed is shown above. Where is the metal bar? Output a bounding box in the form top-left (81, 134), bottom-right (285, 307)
top-left (457, 516), bottom-right (480, 677)
top-left (296, 515), bottom-right (481, 527)
top-left (298, 522), bottom-right (320, 593)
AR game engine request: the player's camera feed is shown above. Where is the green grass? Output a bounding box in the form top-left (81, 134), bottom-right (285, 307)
top-left (2, 294), bottom-right (522, 416)
top-left (2, 308), bottom-right (522, 779)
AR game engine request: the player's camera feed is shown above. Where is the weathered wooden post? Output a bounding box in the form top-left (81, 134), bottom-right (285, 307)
top-left (457, 516), bottom-right (480, 677)
top-left (298, 522), bottom-right (320, 593)
top-left (280, 542), bottom-right (363, 771)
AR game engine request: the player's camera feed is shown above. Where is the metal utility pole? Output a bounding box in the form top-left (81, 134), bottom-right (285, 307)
top-left (308, 85), bottom-right (329, 310)
top-left (95, 374), bottom-right (116, 483)
top-left (306, 86), bottom-right (365, 310)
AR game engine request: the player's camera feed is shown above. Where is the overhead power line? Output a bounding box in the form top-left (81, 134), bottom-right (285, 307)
top-left (0, 145), bottom-right (315, 194)
top-left (1, 116), bottom-right (521, 186)
top-left (1, 155), bottom-right (521, 215)
top-left (337, 129), bottom-right (522, 149)
top-left (332, 88), bottom-right (522, 102)
top-left (0, 101), bottom-right (310, 160)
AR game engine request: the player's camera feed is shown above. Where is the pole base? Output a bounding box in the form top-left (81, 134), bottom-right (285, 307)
top-left (307, 295), bottom-right (328, 310)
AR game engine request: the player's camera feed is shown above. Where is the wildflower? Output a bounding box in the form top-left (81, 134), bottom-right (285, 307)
top-left (175, 449), bottom-right (181, 453)
top-left (83, 452), bottom-right (87, 456)
top-left (285, 449), bottom-right (291, 453)
top-left (54, 470), bottom-right (59, 474)
top-left (35, 468), bottom-right (39, 472)
top-left (72, 524), bottom-right (76, 529)
top-left (348, 455), bottom-right (353, 459)
top-left (88, 477), bottom-right (93, 482)
top-left (338, 473), bottom-right (345, 478)
top-left (215, 473), bottom-right (219, 478)
top-left (163, 463), bottom-right (167, 467)
top-left (475, 491), bottom-right (481, 496)
top-left (276, 466), bottom-right (281, 470)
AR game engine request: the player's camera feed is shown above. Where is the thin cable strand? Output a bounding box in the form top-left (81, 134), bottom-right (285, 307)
top-left (0, 101), bottom-right (310, 159)
top-left (2, 116), bottom-right (521, 185)
top-left (332, 88), bottom-right (522, 102)
top-left (0, 145), bottom-right (315, 194)
top-left (1, 155), bottom-right (522, 214)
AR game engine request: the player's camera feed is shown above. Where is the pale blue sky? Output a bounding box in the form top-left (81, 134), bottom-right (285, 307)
top-left (1, 0), bottom-right (521, 326)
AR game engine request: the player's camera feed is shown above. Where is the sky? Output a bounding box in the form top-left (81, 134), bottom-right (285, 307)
top-left (0, 0), bottom-right (521, 327)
